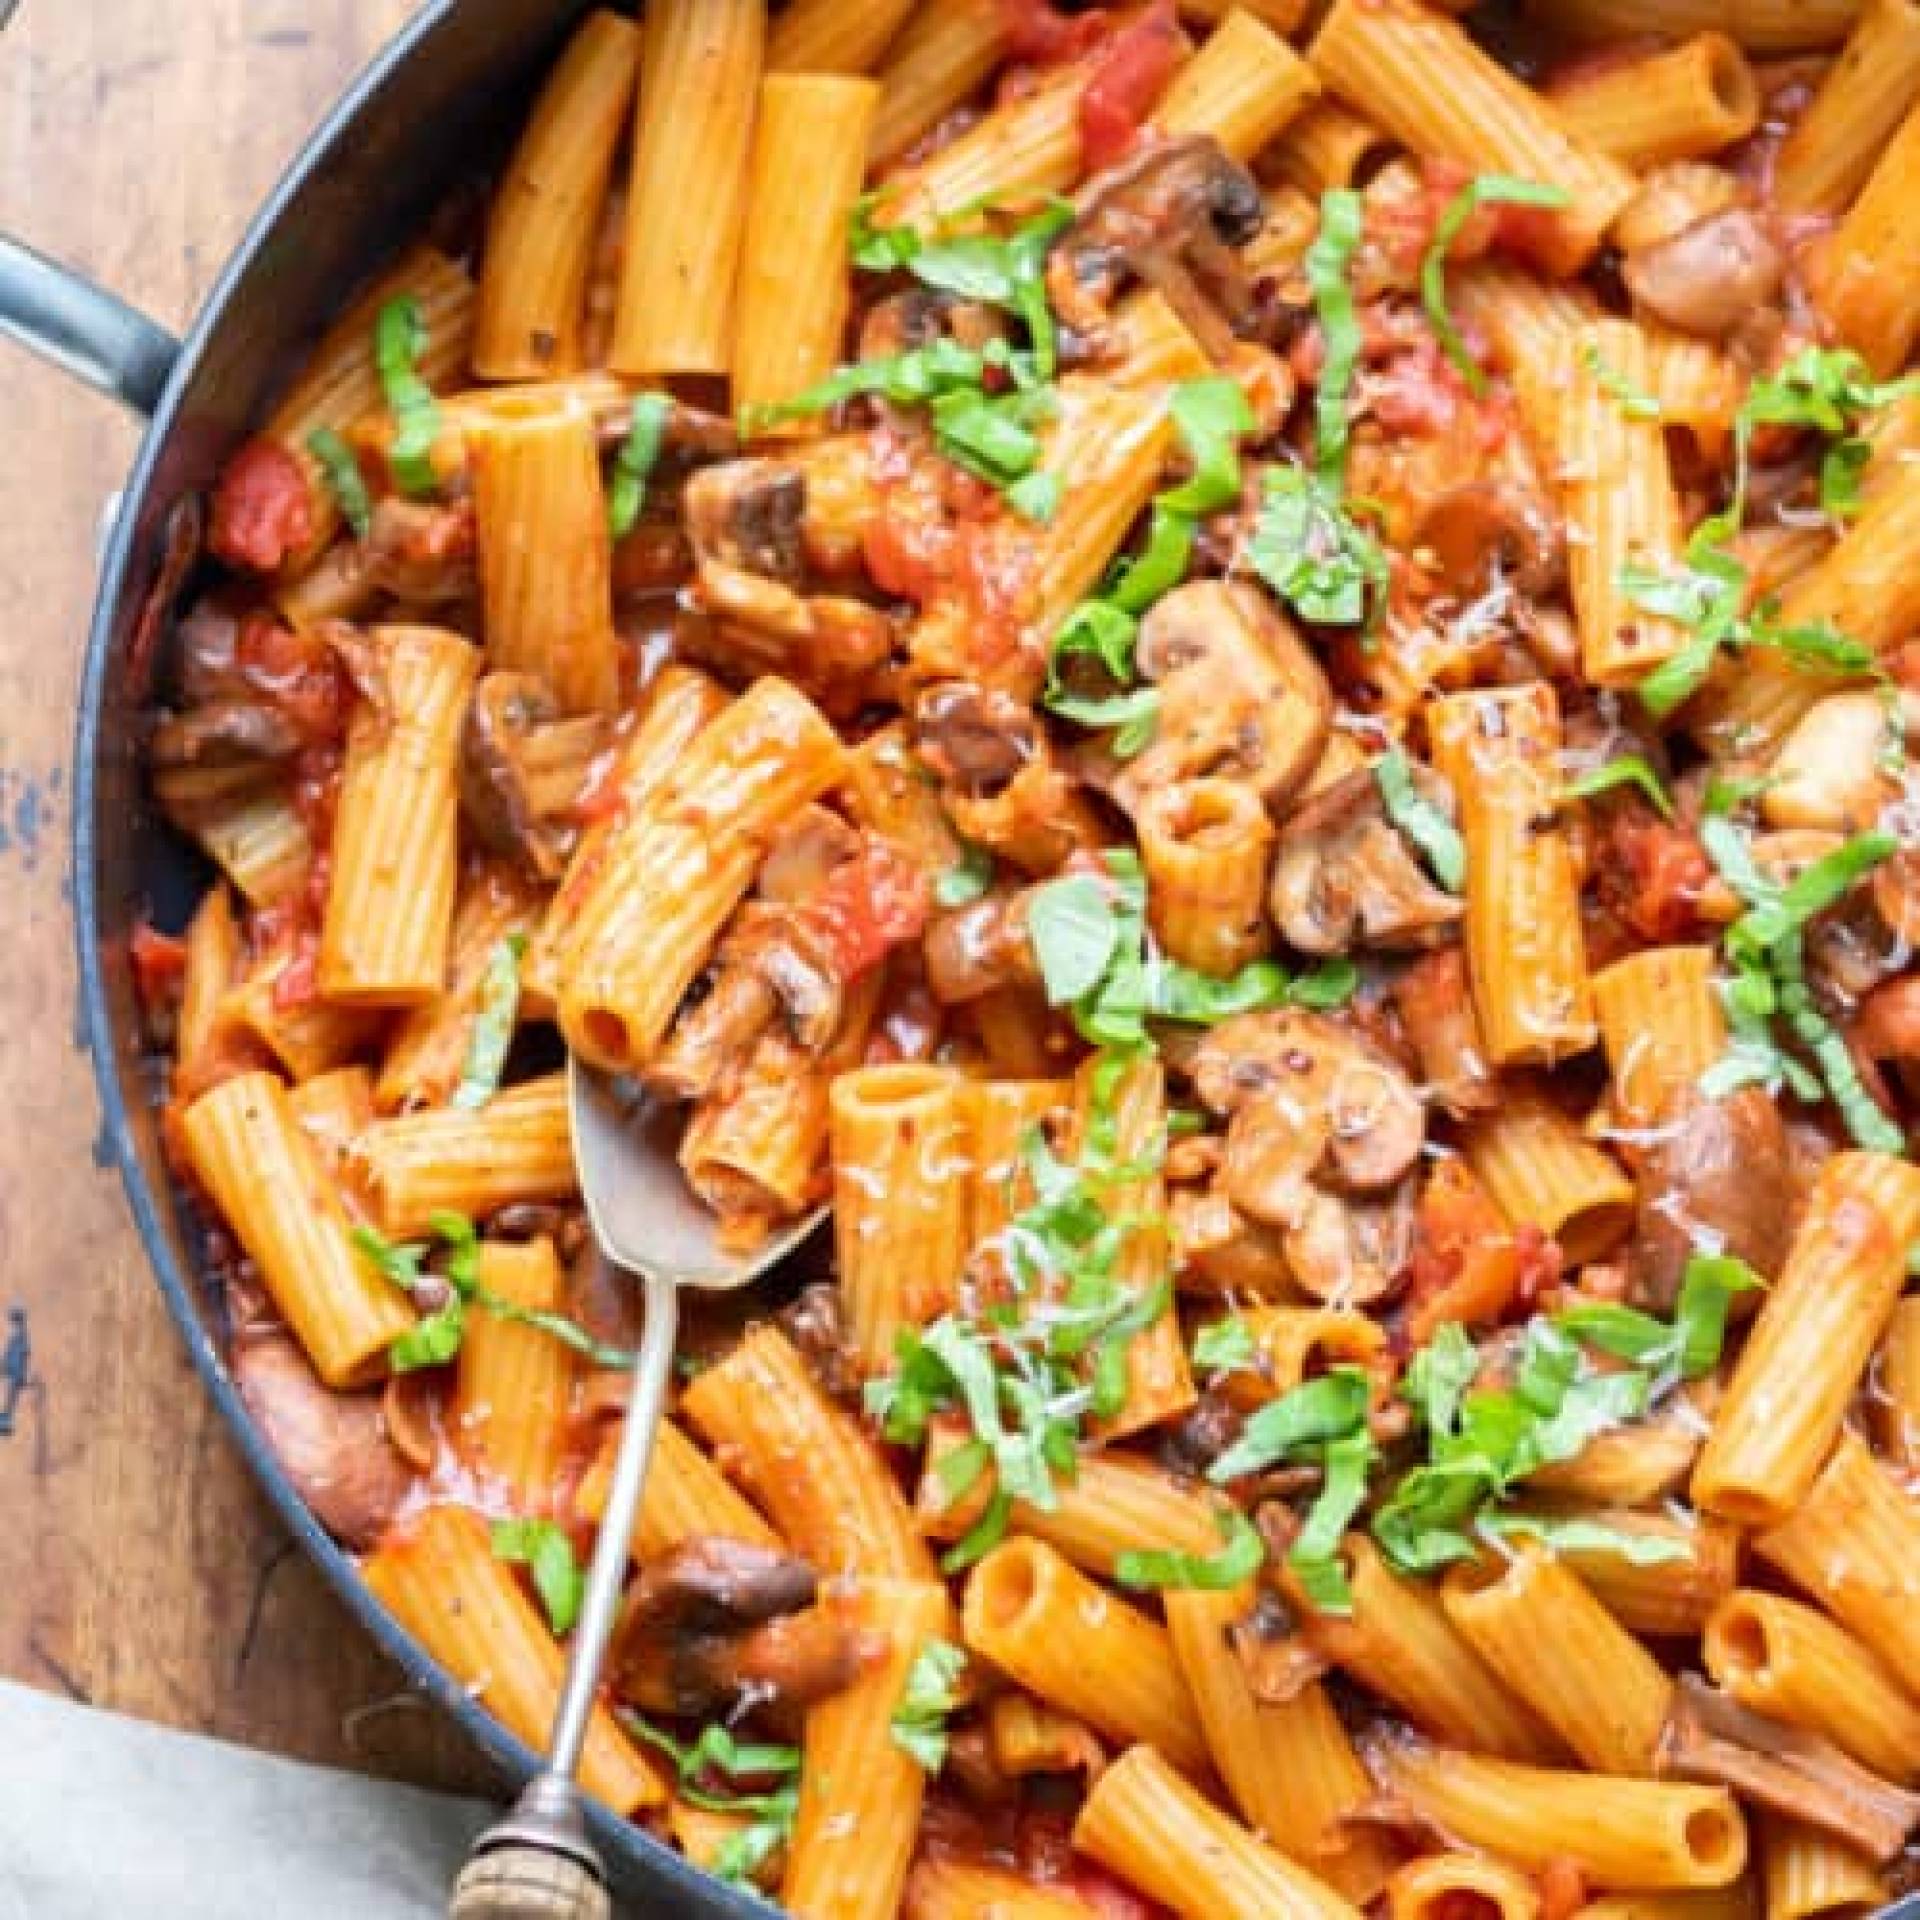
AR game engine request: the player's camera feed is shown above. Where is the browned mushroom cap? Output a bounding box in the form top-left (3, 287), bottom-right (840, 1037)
top-left (1116, 581), bottom-right (1332, 814)
top-left (915, 682), bottom-right (1039, 797)
top-left (363, 496), bottom-right (478, 606)
top-left (1392, 946), bottom-right (1496, 1118)
top-left (1658, 1675), bottom-right (1920, 1861)
top-left (923, 889), bottom-right (1039, 1005)
top-left (1411, 480), bottom-right (1565, 601)
top-left (232, 1333), bottom-right (413, 1551)
top-left (1631, 1084), bottom-right (1791, 1310)
top-left (859, 287), bottom-right (1009, 364)
top-left (150, 700), bottom-right (304, 770)
top-left (1059, 134), bottom-right (1265, 350)
top-left (1269, 768), bottom-right (1462, 956)
top-left (1623, 209), bottom-right (1784, 340)
top-left (685, 458), bottom-right (808, 583)
top-left (1172, 1188), bottom-right (1295, 1297)
top-left (610, 1536), bottom-right (870, 1717)
top-left (1193, 1009), bottom-right (1426, 1294)
top-left (460, 672), bottom-right (572, 881)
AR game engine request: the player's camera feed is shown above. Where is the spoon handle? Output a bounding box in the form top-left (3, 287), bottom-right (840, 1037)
top-left (551, 1261), bottom-right (678, 1779)
top-left (448, 1264), bottom-right (680, 1916)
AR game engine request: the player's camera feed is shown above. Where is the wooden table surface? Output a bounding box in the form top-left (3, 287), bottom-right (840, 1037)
top-left (0, 0), bottom-right (491, 1796)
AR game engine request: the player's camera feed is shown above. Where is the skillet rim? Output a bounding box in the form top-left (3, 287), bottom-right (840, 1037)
top-left (65, 5), bottom-right (772, 1913)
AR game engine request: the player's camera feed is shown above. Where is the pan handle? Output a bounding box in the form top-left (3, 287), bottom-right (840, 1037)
top-left (0, 235), bottom-right (179, 417)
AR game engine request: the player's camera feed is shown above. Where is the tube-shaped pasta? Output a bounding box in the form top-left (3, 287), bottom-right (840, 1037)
top-left (869, 0), bottom-right (1009, 167)
top-left (556, 678), bottom-right (845, 1073)
top-left (1528, 1403), bottom-right (1704, 1504)
top-left (467, 402), bottom-right (618, 715)
top-left (1387, 1855), bottom-right (1542, 1920)
top-left (1458, 1086), bottom-right (1634, 1263)
top-left (360, 1504), bottom-right (660, 1815)
top-left (1450, 259), bottom-right (1601, 377)
top-left (318, 625), bottom-right (477, 1006)
top-left (1553, 319), bottom-right (1687, 689)
top-left (574, 1414), bottom-right (779, 1562)
top-left (1593, 947), bottom-right (1727, 1129)
top-left (1776, 0), bottom-right (1920, 212)
top-left (1137, 780), bottom-right (1275, 977)
top-left (1308, 0), bottom-right (1635, 274)
top-left (450, 1238), bottom-right (575, 1511)
top-left (680, 1322), bottom-right (934, 1578)
top-left (222, 943), bottom-right (377, 1084)
top-left (906, 1858), bottom-right (1105, 1919)
top-left (1523, 0), bottom-right (1861, 50)
top-left (1222, 1306), bottom-right (1387, 1411)
top-left (961, 1538), bottom-right (1210, 1775)
top-left (173, 783), bottom-right (311, 910)
top-left (1646, 324), bottom-right (1743, 455)
top-left (1027, 380), bottom-right (1178, 669)
top-left (1572, 1891), bottom-right (1756, 1920)
top-left (1072, 1744), bottom-right (1364, 1920)
top-left (1264, 101), bottom-right (1395, 197)
top-left (472, 11), bottom-right (641, 378)
top-left (734, 76), bottom-right (879, 415)
top-left (376, 866), bottom-right (538, 1114)
top-left (768, 0), bottom-right (912, 73)
top-left (1705, 1590), bottom-right (1920, 1781)
top-left (1547, 33), bottom-right (1759, 167)
top-left (1811, 90), bottom-right (1920, 375)
top-left (1753, 1431), bottom-right (1920, 1690)
top-left (356, 1073), bottom-right (577, 1236)
top-left (1153, 11), bottom-right (1321, 162)
top-left (1073, 1051), bottom-right (1194, 1439)
top-left (883, 72), bottom-right (1084, 224)
top-left (680, 1032), bottom-right (834, 1226)
top-left (1429, 684), bottom-right (1596, 1067)
top-left (263, 246), bottom-right (475, 557)
top-left (1299, 1536), bottom-right (1562, 1760)
top-left (1694, 459), bottom-right (1920, 750)
top-left (964, 1079), bottom-right (1066, 1246)
top-left (611, 0), bottom-right (765, 376)
top-left (782, 1580), bottom-right (950, 1920)
top-left (177, 884), bottom-right (240, 1075)
top-left (1441, 1547), bottom-right (1674, 1775)
top-left (523, 664), bottom-right (729, 1009)
top-left (1694, 1152), bottom-right (1920, 1526)
top-left (1494, 1505), bottom-right (1739, 1637)
top-left (1878, 1295), bottom-right (1920, 1472)
top-left (288, 1065), bottom-right (376, 1178)
top-left (1166, 1586), bottom-right (1396, 1903)
top-left (1760, 1816), bottom-right (1886, 1920)
top-left (831, 1064), bottom-right (975, 1375)
top-left (1369, 1738), bottom-right (1748, 1889)
top-left (182, 1071), bottom-right (415, 1388)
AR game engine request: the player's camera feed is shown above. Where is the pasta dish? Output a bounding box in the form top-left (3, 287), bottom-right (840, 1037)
top-left (129, 0), bottom-right (1920, 1914)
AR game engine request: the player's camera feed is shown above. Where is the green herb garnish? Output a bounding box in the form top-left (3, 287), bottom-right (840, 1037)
top-left (373, 295), bottom-right (441, 498)
top-left (890, 1638), bottom-right (966, 1771)
top-left (307, 427), bottom-right (373, 539)
top-left (452, 934), bottom-right (526, 1111)
top-left (1116, 1507), bottom-right (1265, 1592)
top-left (1376, 749), bottom-right (1465, 891)
top-left (490, 1518), bottom-right (585, 1635)
top-left (607, 393), bottom-right (671, 540)
top-left (1420, 175), bottom-right (1572, 394)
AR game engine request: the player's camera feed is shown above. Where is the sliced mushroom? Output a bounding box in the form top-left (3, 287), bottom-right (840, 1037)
top-left (922, 889), bottom-right (1039, 1005)
top-left (1115, 580), bottom-right (1332, 814)
top-left (683, 459), bottom-right (892, 690)
top-left (1057, 134), bottom-right (1266, 353)
top-left (1269, 767), bottom-right (1462, 955)
top-left (915, 682), bottom-right (1038, 796)
top-left (1193, 1009), bottom-right (1426, 1304)
top-left (1228, 1586), bottom-right (1329, 1706)
top-left (859, 287), bottom-right (1009, 364)
top-left (363, 496), bottom-right (477, 606)
top-left (150, 699), bottom-right (304, 770)
top-left (1658, 1675), bottom-right (1920, 1861)
top-left (1631, 1085), bottom-right (1791, 1310)
top-left (1171, 1188), bottom-right (1296, 1297)
top-left (610, 1536), bottom-right (870, 1717)
top-left (232, 1333), bottom-right (412, 1551)
top-left (1622, 209), bottom-right (1784, 340)
top-left (1391, 946), bottom-right (1496, 1117)
top-left (1411, 480), bottom-right (1565, 601)
top-left (1762, 691), bottom-right (1895, 832)
top-left (460, 672), bottom-right (572, 881)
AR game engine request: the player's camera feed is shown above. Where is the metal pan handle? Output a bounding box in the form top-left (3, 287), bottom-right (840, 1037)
top-left (0, 234), bottom-right (179, 417)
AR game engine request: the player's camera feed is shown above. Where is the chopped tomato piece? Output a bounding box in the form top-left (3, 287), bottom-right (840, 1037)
top-left (1538, 1857), bottom-right (1590, 1920)
top-left (235, 615), bottom-right (348, 746)
top-left (1600, 805), bottom-right (1711, 944)
top-left (129, 923), bottom-right (187, 1026)
top-left (1078, 1), bottom-right (1182, 173)
top-left (998, 0), bottom-right (1106, 64)
top-left (1407, 1158), bottom-right (1561, 1342)
top-left (805, 842), bottom-right (932, 983)
top-left (208, 436), bottom-right (314, 574)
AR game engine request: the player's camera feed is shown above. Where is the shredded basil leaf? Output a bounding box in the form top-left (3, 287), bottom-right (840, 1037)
top-left (1116, 1507), bottom-right (1265, 1592)
top-left (1209, 1368), bottom-right (1372, 1483)
top-left (1376, 749), bottom-right (1465, 891)
top-left (935, 843), bottom-right (995, 908)
top-left (490, 1518), bottom-right (585, 1636)
top-left (1563, 754), bottom-right (1673, 819)
top-left (307, 427), bottom-right (373, 539)
top-left (1305, 189), bottom-right (1367, 482)
top-left (1420, 175), bottom-right (1572, 394)
top-left (452, 934), bottom-right (526, 1111)
top-left (607, 393), bottom-right (671, 540)
top-left (1247, 466), bottom-right (1391, 630)
top-left (373, 295), bottom-right (441, 498)
top-left (890, 1638), bottom-right (966, 1771)
top-left (1193, 1316), bottom-right (1257, 1377)
top-left (1580, 343), bottom-right (1662, 421)
top-left (1478, 1511), bottom-right (1692, 1567)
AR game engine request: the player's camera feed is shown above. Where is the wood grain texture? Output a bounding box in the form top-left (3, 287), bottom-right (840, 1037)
top-left (0, 0), bottom-right (490, 1794)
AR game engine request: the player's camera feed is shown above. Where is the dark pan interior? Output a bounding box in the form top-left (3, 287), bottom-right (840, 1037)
top-left (71, 1), bottom-right (768, 1910)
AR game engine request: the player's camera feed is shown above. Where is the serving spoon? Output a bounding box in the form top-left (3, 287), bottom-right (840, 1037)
top-left (448, 1058), bottom-right (824, 1920)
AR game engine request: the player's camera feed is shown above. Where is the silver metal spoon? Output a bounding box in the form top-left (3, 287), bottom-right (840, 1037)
top-left (448, 1058), bottom-right (823, 1920)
